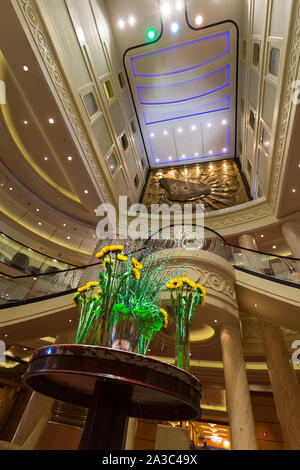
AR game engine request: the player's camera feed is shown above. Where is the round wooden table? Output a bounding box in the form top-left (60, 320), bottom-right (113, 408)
top-left (23, 344), bottom-right (202, 450)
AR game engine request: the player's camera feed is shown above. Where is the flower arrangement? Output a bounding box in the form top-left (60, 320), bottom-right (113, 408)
top-left (73, 243), bottom-right (173, 352)
top-left (166, 277), bottom-right (206, 371)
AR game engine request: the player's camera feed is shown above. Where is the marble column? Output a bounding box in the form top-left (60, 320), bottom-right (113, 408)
top-left (12, 330), bottom-right (76, 446)
top-left (220, 321), bottom-right (258, 450)
top-left (281, 221), bottom-right (300, 258)
top-left (238, 234), bottom-right (262, 274)
top-left (260, 320), bottom-right (300, 450)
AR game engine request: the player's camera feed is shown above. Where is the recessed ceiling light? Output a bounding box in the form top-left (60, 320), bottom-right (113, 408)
top-left (195, 15), bottom-right (203, 26)
top-left (207, 122), bottom-right (212, 128)
top-left (9, 187), bottom-right (13, 191)
top-left (182, 154), bottom-right (186, 158)
top-left (156, 158), bottom-right (160, 162)
top-left (118, 19), bottom-right (125, 29)
top-left (23, 65), bottom-right (29, 72)
top-left (170, 22), bottom-right (180, 33)
top-left (48, 118), bottom-right (55, 124)
top-left (67, 156), bottom-right (72, 161)
top-left (191, 125), bottom-right (197, 131)
top-left (161, 2), bottom-right (171, 16)
top-left (44, 157), bottom-right (48, 161)
top-left (69, 319), bottom-right (72, 323)
top-left (24, 120), bottom-right (28, 125)
top-left (261, 234), bottom-right (264, 238)
top-left (194, 152), bottom-right (199, 156)
top-left (84, 190), bottom-right (89, 194)
top-left (273, 245), bottom-right (277, 249)
top-left (168, 156), bottom-right (172, 160)
top-left (223, 148), bottom-right (228, 152)
top-left (4, 334), bottom-right (7, 338)
top-left (67, 236), bottom-right (70, 240)
top-left (222, 119), bottom-right (227, 125)
top-left (128, 15), bottom-right (136, 26)
top-left (38, 222), bottom-right (42, 226)
top-left (254, 304), bottom-right (258, 308)
top-left (163, 130), bottom-right (168, 135)
top-left (292, 188), bottom-right (296, 193)
top-left (298, 164), bottom-right (300, 168)
top-left (23, 347), bottom-right (28, 351)
top-left (214, 320), bottom-right (218, 323)
top-left (176, 0), bottom-right (183, 10)
top-left (33, 278), bottom-right (37, 281)
top-left (36, 208), bottom-right (40, 212)
top-left (209, 150), bottom-right (213, 155)
top-left (178, 128), bottom-right (183, 133)
top-left (150, 133), bottom-right (155, 138)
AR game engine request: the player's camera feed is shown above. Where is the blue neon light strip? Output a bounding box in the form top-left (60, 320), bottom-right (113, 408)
top-left (143, 96), bottom-right (230, 125)
top-left (137, 65), bottom-right (230, 106)
top-left (130, 31), bottom-right (230, 78)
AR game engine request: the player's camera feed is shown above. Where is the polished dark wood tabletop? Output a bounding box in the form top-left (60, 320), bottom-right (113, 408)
top-left (23, 344), bottom-right (202, 449)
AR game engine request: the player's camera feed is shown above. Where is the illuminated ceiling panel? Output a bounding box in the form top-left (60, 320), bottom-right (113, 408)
top-left (125, 20), bottom-right (237, 168)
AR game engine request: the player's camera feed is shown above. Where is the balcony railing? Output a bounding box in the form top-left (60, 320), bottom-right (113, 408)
top-left (0, 226), bottom-right (299, 309)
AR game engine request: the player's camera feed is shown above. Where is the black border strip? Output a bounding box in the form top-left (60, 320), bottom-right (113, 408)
top-left (233, 265), bottom-right (300, 289)
top-left (0, 288), bottom-right (77, 311)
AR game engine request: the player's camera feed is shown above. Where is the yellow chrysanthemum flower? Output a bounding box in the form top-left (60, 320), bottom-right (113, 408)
top-left (133, 268), bottom-right (141, 280)
top-left (97, 288), bottom-right (103, 295)
top-left (96, 251), bottom-right (104, 259)
top-left (180, 278), bottom-right (197, 289)
top-left (117, 254), bottom-right (128, 261)
top-left (132, 257), bottom-right (143, 270)
top-left (166, 279), bottom-right (183, 289)
top-left (196, 284), bottom-right (206, 296)
top-left (160, 308), bottom-right (168, 328)
top-left (93, 294), bottom-right (99, 300)
top-left (77, 285), bottom-right (90, 293)
top-left (86, 281), bottom-right (100, 288)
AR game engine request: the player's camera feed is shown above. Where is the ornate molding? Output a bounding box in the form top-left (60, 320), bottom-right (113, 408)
top-left (15, 0), bottom-right (114, 206)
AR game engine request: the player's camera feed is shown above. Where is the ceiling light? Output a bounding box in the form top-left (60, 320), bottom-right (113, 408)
top-left (150, 133), bottom-right (155, 138)
top-left (176, 0), bottom-right (183, 10)
top-left (182, 154), bottom-right (186, 159)
top-left (195, 15), bottom-right (203, 26)
top-left (222, 119), bottom-right (227, 125)
top-left (48, 118), bottom-right (55, 124)
top-left (254, 304), bottom-right (258, 308)
top-left (214, 320), bottom-right (218, 323)
top-left (223, 148), bottom-right (228, 152)
top-left (118, 19), bottom-right (125, 29)
top-left (292, 188), bottom-right (296, 193)
top-left (261, 234), bottom-right (264, 238)
top-left (84, 190), bottom-right (89, 194)
top-left (273, 245), bottom-right (277, 249)
top-left (156, 158), bottom-right (160, 162)
top-left (178, 127), bottom-right (183, 133)
top-left (24, 120), bottom-right (28, 125)
top-left (4, 335), bottom-right (7, 338)
top-left (34, 277), bottom-right (37, 280)
top-left (36, 208), bottom-right (40, 212)
top-left (38, 222), bottom-right (42, 226)
top-left (23, 65), bottom-right (29, 72)
top-left (128, 15), bottom-right (136, 26)
top-left (207, 122), bottom-right (212, 128)
top-left (168, 156), bottom-right (172, 160)
top-left (146, 28), bottom-right (157, 41)
top-left (67, 236), bottom-right (70, 240)
top-left (191, 125), bottom-right (197, 131)
top-left (9, 187), bottom-right (13, 191)
top-left (67, 156), bottom-right (72, 161)
top-left (298, 164), bottom-right (300, 168)
top-left (63, 223), bottom-right (66, 227)
top-left (44, 157), bottom-right (48, 161)
top-left (224, 440), bottom-right (230, 448)
top-left (170, 22), bottom-right (179, 33)
top-left (161, 3), bottom-right (171, 16)
top-left (194, 152), bottom-right (199, 156)
top-left (209, 150), bottom-right (213, 155)
top-left (23, 347), bottom-right (28, 351)
top-left (163, 130), bottom-right (168, 135)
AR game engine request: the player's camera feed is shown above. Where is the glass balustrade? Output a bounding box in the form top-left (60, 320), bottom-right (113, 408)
top-left (0, 232), bottom-right (76, 275)
top-left (0, 226), bottom-right (299, 309)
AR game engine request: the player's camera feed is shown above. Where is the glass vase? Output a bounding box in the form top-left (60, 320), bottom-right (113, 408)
top-left (109, 313), bottom-right (143, 352)
top-left (175, 317), bottom-right (190, 371)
